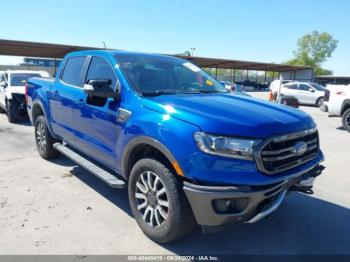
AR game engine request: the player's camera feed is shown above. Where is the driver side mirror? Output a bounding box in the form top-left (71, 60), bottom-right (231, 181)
top-left (309, 88), bottom-right (315, 92)
top-left (84, 79), bottom-right (116, 98)
top-left (0, 81), bottom-right (8, 88)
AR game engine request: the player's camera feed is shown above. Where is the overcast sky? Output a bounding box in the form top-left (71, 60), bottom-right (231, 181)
top-left (1, 0), bottom-right (349, 75)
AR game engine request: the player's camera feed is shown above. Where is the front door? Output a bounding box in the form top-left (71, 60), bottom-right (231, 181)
top-left (297, 83), bottom-right (316, 104)
top-left (73, 56), bottom-right (121, 169)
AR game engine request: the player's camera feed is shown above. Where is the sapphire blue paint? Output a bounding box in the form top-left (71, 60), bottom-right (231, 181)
top-left (26, 50), bottom-right (323, 186)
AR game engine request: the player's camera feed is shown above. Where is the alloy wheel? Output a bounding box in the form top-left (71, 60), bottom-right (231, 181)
top-left (317, 98), bottom-right (324, 106)
top-left (135, 171), bottom-right (169, 228)
top-left (36, 122), bottom-right (47, 153)
top-left (346, 112), bottom-right (350, 128)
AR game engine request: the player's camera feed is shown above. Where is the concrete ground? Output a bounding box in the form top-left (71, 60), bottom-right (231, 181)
top-left (0, 92), bottom-right (349, 255)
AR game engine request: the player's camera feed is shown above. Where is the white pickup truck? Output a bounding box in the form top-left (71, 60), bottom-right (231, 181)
top-left (321, 84), bottom-right (350, 131)
top-left (0, 70), bottom-right (50, 123)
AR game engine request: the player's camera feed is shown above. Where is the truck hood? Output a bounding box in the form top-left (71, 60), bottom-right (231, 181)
top-left (142, 93), bottom-right (315, 138)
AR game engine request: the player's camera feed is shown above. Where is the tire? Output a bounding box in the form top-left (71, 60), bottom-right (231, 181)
top-left (128, 158), bottom-right (196, 243)
top-left (316, 97), bottom-right (324, 107)
top-left (342, 108), bottom-right (350, 132)
top-left (6, 100), bottom-right (17, 123)
top-left (34, 115), bottom-right (60, 159)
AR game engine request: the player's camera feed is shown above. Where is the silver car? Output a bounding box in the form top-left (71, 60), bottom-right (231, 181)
top-left (281, 82), bottom-right (325, 106)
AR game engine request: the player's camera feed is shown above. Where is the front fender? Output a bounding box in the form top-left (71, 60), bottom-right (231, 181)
top-left (341, 99), bottom-right (350, 114)
top-left (116, 107), bottom-right (200, 179)
top-left (120, 136), bottom-right (178, 177)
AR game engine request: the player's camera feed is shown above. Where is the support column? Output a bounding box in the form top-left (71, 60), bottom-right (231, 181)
top-left (54, 58), bottom-right (57, 76)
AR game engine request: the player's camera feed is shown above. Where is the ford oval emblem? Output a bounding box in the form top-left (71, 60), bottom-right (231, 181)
top-left (292, 141), bottom-right (307, 156)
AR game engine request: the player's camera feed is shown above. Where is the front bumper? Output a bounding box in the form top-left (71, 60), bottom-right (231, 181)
top-left (10, 93), bottom-right (27, 116)
top-left (183, 164), bottom-right (324, 229)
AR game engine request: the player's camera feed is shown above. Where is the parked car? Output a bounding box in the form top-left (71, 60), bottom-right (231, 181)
top-left (26, 50), bottom-right (324, 243)
top-left (321, 84), bottom-right (350, 131)
top-left (0, 70), bottom-right (51, 122)
top-left (231, 84), bottom-right (251, 97)
top-left (269, 79), bottom-right (294, 91)
top-left (221, 82), bottom-right (251, 97)
top-left (275, 82), bottom-right (325, 106)
top-left (220, 81), bottom-right (232, 90)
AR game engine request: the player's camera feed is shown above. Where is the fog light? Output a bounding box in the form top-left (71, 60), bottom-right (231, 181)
top-left (212, 198), bottom-right (249, 214)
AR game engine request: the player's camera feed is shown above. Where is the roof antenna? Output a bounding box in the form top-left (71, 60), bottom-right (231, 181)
top-left (102, 41), bottom-right (107, 50)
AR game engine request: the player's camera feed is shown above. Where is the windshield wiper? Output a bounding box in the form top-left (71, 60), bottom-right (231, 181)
top-left (197, 90), bottom-right (228, 94)
top-left (142, 90), bottom-right (178, 97)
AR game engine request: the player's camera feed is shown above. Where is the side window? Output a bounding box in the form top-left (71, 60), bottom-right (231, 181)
top-left (299, 84), bottom-right (310, 91)
top-left (85, 57), bottom-right (117, 89)
top-left (286, 84), bottom-right (298, 89)
top-left (61, 56), bottom-right (86, 87)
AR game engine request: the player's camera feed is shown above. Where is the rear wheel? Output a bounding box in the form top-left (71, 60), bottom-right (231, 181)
top-left (128, 158), bottom-right (196, 243)
top-left (316, 97), bottom-right (324, 107)
top-left (35, 115), bottom-right (60, 159)
top-left (6, 100), bottom-right (17, 123)
top-left (342, 108), bottom-right (350, 132)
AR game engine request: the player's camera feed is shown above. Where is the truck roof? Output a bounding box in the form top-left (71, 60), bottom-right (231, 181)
top-left (65, 49), bottom-right (178, 60)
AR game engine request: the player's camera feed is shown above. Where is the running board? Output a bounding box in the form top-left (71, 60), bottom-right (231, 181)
top-left (53, 143), bottom-right (126, 188)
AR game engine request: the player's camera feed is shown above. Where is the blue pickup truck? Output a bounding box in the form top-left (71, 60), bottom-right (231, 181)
top-left (26, 50), bottom-right (324, 243)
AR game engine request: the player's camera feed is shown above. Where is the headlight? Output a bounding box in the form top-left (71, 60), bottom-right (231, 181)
top-left (193, 132), bottom-right (260, 160)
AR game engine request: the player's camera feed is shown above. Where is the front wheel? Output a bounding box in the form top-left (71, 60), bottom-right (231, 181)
top-left (6, 100), bottom-right (17, 123)
top-left (316, 97), bottom-right (324, 107)
top-left (342, 108), bottom-right (350, 132)
top-left (35, 115), bottom-right (60, 159)
top-left (128, 158), bottom-right (196, 243)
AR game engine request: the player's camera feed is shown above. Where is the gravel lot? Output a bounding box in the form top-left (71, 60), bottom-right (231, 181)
top-left (0, 92), bottom-right (349, 255)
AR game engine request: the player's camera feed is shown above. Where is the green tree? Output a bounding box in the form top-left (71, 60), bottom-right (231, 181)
top-left (286, 31), bottom-right (338, 75)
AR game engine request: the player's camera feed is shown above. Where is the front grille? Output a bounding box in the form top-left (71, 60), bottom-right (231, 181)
top-left (324, 90), bottom-right (330, 102)
top-left (256, 128), bottom-right (319, 174)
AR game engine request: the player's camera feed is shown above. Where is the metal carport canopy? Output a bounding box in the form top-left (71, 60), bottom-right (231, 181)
top-left (0, 39), bottom-right (311, 72)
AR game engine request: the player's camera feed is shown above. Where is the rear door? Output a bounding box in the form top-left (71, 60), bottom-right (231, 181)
top-left (298, 83), bottom-right (316, 104)
top-left (73, 56), bottom-right (121, 168)
top-left (50, 56), bottom-right (89, 145)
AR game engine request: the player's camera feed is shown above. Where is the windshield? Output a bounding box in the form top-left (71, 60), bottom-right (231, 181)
top-left (309, 83), bottom-right (325, 91)
top-left (10, 73), bottom-right (41, 86)
top-left (115, 53), bottom-right (228, 95)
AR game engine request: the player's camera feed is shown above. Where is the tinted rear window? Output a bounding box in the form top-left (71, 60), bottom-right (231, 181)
top-left (61, 57), bottom-right (86, 87)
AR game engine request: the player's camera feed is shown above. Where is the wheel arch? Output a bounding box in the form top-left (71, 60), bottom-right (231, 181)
top-left (316, 96), bottom-right (324, 104)
top-left (121, 136), bottom-right (184, 179)
top-left (31, 100), bottom-right (56, 138)
top-left (341, 99), bottom-right (350, 115)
